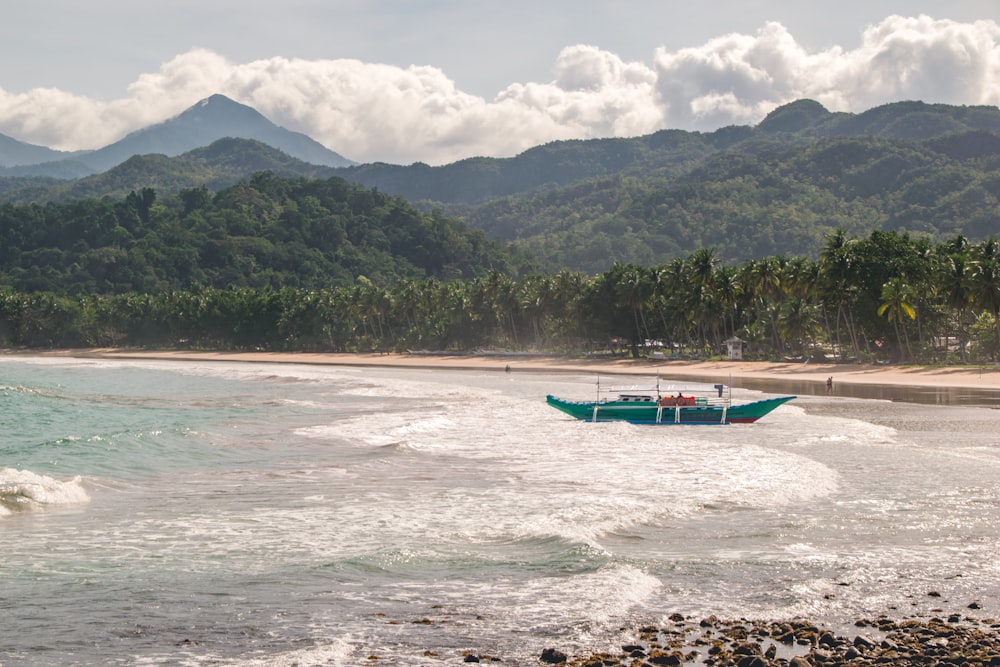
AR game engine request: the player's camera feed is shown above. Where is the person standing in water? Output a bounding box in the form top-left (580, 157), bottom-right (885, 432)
top-left (826, 376), bottom-right (833, 395)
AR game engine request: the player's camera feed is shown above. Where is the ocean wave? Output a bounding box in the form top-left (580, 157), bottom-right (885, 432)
top-left (0, 468), bottom-right (90, 516)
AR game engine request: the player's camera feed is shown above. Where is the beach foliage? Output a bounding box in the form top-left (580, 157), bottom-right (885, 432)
top-left (2, 225), bottom-right (1000, 364)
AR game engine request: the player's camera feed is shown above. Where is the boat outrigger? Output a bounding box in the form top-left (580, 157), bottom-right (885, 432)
top-left (546, 379), bottom-right (794, 425)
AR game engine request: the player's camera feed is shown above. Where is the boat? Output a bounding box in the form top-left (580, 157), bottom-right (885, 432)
top-left (545, 379), bottom-right (794, 425)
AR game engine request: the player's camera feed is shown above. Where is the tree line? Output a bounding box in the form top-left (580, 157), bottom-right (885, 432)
top-left (2, 229), bottom-right (1000, 364)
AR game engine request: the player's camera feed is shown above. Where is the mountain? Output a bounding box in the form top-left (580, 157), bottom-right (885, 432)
top-left (339, 100), bottom-right (1000, 206)
top-left (0, 137), bottom-right (339, 203)
top-left (0, 94), bottom-right (355, 178)
top-left (77, 94), bottom-right (355, 172)
top-left (0, 133), bottom-right (88, 168)
top-left (4, 98), bottom-right (1000, 273)
top-left (336, 128), bottom-right (740, 205)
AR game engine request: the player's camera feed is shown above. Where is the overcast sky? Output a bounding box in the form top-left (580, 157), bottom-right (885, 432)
top-left (2, 1), bottom-right (999, 164)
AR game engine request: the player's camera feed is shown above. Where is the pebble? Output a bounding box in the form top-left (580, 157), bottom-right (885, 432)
top-left (538, 612), bottom-right (1000, 666)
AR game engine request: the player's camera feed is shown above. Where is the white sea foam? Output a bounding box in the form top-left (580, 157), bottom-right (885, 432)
top-left (0, 468), bottom-right (90, 516)
top-left (131, 639), bottom-right (355, 667)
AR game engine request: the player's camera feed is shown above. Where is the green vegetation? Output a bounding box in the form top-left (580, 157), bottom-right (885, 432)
top-left (0, 173), bottom-right (532, 294)
top-left (464, 133), bottom-right (1000, 272)
top-left (2, 221), bottom-right (1000, 365)
top-left (7, 100), bottom-right (1000, 276)
top-left (5, 98), bottom-right (1000, 365)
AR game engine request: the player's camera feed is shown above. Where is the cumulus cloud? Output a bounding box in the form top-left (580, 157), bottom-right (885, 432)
top-left (654, 15), bottom-right (1000, 130)
top-left (1, 15), bottom-right (999, 164)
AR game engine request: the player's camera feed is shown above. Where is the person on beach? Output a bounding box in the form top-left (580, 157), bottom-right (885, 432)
top-left (826, 376), bottom-right (833, 395)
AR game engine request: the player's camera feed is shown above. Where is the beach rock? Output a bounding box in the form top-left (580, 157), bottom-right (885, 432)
top-left (646, 650), bottom-right (684, 665)
top-left (559, 613), bottom-right (1000, 666)
top-left (540, 647), bottom-right (567, 664)
top-left (621, 643), bottom-right (645, 656)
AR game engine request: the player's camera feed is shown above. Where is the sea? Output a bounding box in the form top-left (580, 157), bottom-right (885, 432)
top-left (3, 355), bottom-right (1000, 666)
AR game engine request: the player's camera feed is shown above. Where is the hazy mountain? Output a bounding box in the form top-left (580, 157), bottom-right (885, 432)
top-left (0, 94), bottom-right (355, 178)
top-left (0, 137), bottom-right (338, 203)
top-left (0, 133), bottom-right (87, 168)
top-left (77, 94), bottom-right (355, 172)
top-left (338, 100), bottom-right (1000, 206)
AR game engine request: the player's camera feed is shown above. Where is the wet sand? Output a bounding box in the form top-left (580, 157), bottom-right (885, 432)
top-left (12, 348), bottom-right (1000, 407)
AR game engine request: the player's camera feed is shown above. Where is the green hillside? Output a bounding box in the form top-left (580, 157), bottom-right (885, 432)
top-left (463, 131), bottom-right (1000, 272)
top-left (0, 173), bottom-right (534, 294)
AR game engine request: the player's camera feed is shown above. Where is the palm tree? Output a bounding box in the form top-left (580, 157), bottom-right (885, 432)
top-left (936, 249), bottom-right (974, 361)
top-left (610, 262), bottom-right (653, 357)
top-left (778, 297), bottom-right (821, 357)
top-left (877, 278), bottom-right (916, 361)
top-left (819, 230), bottom-right (862, 361)
top-left (970, 250), bottom-right (1000, 357)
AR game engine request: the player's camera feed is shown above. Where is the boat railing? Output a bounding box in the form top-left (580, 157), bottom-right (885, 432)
top-left (598, 385), bottom-right (730, 407)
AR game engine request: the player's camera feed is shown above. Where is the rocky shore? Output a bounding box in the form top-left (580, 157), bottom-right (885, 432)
top-left (524, 611), bottom-right (1000, 666)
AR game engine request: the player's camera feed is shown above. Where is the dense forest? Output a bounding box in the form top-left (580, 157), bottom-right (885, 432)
top-left (462, 132), bottom-right (1000, 272)
top-left (0, 172), bottom-right (534, 294)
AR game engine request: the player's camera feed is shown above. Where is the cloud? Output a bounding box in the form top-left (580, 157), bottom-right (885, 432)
top-left (654, 15), bottom-right (1000, 130)
top-left (1, 15), bottom-right (999, 165)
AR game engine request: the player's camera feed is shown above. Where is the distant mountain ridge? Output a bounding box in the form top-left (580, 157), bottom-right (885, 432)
top-left (0, 94), bottom-right (354, 177)
top-left (337, 99), bottom-right (1000, 204)
top-left (0, 133), bottom-right (84, 168)
top-left (3, 97), bottom-right (1000, 272)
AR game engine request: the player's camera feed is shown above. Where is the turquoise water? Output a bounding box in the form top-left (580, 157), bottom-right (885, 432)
top-left (3, 357), bottom-right (1000, 666)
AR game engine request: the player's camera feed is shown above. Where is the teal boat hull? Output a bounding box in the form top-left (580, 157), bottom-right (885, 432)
top-left (545, 394), bottom-right (795, 425)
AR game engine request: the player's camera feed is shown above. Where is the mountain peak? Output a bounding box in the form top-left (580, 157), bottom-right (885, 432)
top-left (74, 94), bottom-right (355, 172)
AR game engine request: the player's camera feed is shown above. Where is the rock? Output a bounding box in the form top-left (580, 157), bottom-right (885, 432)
top-left (733, 642), bottom-right (762, 656)
top-left (818, 630), bottom-right (839, 648)
top-left (647, 651), bottom-right (684, 665)
top-left (540, 647), bottom-right (567, 664)
top-left (811, 647), bottom-right (834, 662)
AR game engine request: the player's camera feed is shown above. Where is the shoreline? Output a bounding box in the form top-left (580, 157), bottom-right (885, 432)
top-left (8, 348), bottom-right (1000, 403)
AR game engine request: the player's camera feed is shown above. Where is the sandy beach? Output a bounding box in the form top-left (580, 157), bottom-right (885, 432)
top-left (14, 348), bottom-right (1000, 399)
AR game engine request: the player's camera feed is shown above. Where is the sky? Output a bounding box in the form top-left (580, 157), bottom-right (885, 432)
top-left (1, 1), bottom-right (999, 165)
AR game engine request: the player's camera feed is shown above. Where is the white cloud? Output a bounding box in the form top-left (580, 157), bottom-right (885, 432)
top-left (654, 15), bottom-right (1000, 130)
top-left (1, 15), bottom-right (999, 165)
